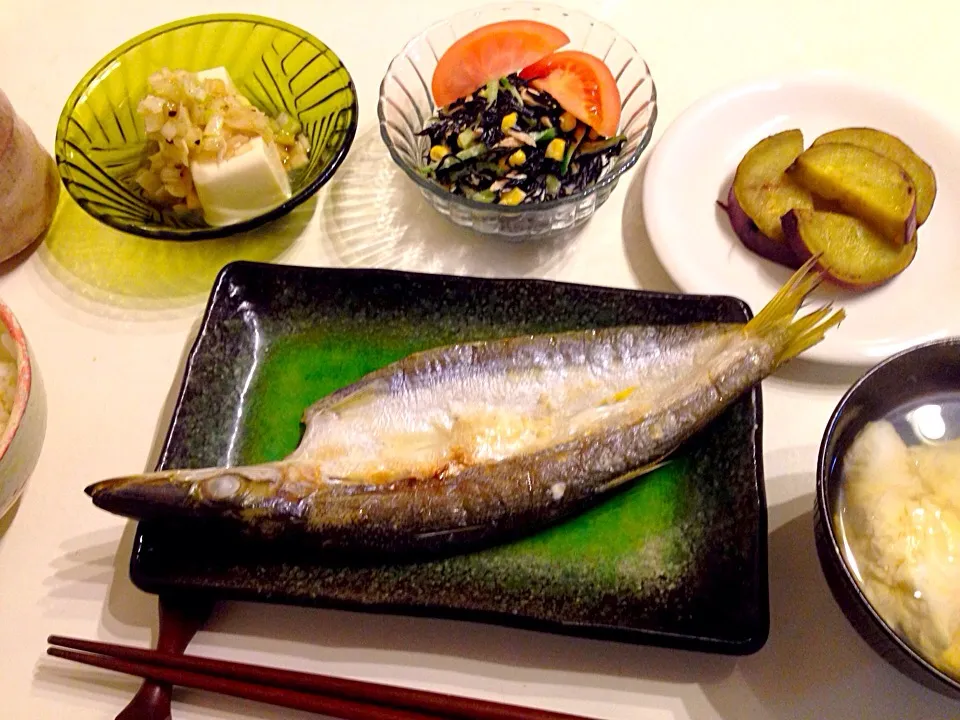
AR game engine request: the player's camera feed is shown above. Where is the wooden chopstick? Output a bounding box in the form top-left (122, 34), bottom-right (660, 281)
top-left (47, 646), bottom-right (437, 720)
top-left (47, 636), bottom-right (595, 720)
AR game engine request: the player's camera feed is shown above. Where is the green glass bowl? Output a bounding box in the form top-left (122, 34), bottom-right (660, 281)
top-left (55, 14), bottom-right (358, 240)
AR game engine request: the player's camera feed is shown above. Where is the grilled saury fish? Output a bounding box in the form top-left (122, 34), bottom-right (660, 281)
top-left (87, 260), bottom-right (843, 555)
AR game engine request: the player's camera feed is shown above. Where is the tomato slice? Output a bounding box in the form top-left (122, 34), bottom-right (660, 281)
top-left (519, 51), bottom-right (621, 138)
top-left (431, 20), bottom-right (570, 108)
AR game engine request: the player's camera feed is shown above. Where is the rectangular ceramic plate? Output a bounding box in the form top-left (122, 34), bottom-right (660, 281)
top-left (130, 262), bottom-right (769, 655)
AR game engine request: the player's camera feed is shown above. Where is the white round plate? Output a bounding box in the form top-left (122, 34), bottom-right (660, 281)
top-left (643, 72), bottom-right (960, 365)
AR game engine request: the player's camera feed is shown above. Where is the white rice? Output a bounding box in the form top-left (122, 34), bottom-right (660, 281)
top-left (0, 330), bottom-right (17, 433)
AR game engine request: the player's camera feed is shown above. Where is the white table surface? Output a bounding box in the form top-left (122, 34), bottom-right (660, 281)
top-left (2, 0), bottom-right (958, 718)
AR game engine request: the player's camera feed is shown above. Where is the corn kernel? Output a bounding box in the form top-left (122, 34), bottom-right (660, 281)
top-left (429, 145), bottom-right (450, 162)
top-left (501, 112), bottom-right (518, 132)
top-left (499, 187), bottom-right (526, 206)
top-left (508, 149), bottom-right (526, 166)
top-left (559, 112), bottom-right (577, 133)
top-left (545, 138), bottom-right (566, 161)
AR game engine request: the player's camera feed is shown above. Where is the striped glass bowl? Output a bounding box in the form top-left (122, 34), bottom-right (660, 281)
top-left (55, 14), bottom-right (358, 240)
top-left (378, 3), bottom-right (657, 241)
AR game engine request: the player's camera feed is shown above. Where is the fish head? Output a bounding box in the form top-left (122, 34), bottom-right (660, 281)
top-left (83, 464), bottom-right (307, 523)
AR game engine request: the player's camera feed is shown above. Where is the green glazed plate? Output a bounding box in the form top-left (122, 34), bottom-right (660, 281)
top-left (55, 14), bottom-right (358, 240)
top-left (131, 263), bottom-right (769, 654)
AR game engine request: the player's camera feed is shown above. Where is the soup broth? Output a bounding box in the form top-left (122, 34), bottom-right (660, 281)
top-left (834, 392), bottom-right (960, 680)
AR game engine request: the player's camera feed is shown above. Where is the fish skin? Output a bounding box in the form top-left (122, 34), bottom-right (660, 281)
top-left (86, 260), bottom-right (842, 556)
top-left (84, 326), bottom-right (767, 552)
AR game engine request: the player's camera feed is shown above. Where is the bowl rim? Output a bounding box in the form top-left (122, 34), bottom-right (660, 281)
top-left (54, 12), bottom-right (359, 241)
top-left (377, 1), bottom-right (658, 214)
top-left (0, 300), bottom-right (32, 462)
top-left (816, 336), bottom-right (960, 692)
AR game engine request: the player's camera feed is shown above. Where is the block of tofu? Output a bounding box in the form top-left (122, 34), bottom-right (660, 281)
top-left (195, 66), bottom-right (238, 93)
top-left (190, 136), bottom-right (293, 227)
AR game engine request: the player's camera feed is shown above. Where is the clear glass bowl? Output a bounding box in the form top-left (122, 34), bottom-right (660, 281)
top-left (378, 3), bottom-right (657, 241)
top-left (55, 14), bottom-right (358, 241)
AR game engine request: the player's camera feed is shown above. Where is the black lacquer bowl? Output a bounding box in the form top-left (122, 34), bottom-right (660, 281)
top-left (131, 262), bottom-right (769, 654)
top-left (815, 338), bottom-right (960, 699)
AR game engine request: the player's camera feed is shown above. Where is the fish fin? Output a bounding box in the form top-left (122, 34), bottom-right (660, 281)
top-left (303, 378), bottom-right (389, 422)
top-left (743, 255), bottom-right (846, 365)
top-left (414, 525), bottom-right (488, 541)
top-left (595, 458), bottom-right (672, 494)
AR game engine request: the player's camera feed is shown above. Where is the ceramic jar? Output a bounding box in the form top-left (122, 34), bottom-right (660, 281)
top-left (0, 89), bottom-right (59, 262)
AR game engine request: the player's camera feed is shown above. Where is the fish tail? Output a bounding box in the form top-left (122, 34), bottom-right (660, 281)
top-left (743, 255), bottom-right (846, 365)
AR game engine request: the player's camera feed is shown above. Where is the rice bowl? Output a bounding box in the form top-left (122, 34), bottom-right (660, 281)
top-left (0, 299), bottom-right (45, 520)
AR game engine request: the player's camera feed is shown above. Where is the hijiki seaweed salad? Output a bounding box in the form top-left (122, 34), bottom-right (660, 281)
top-left (419, 21), bottom-right (625, 206)
top-left (418, 74), bottom-right (625, 205)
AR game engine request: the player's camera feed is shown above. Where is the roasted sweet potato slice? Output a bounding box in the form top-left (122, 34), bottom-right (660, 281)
top-left (812, 127), bottom-right (936, 225)
top-left (722, 185), bottom-right (800, 268)
top-left (781, 209), bottom-right (917, 289)
top-left (732, 130), bottom-right (815, 246)
top-left (787, 143), bottom-right (917, 245)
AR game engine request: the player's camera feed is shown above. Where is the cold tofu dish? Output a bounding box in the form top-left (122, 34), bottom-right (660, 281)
top-left (419, 21), bottom-right (624, 205)
top-left (135, 67), bottom-right (309, 227)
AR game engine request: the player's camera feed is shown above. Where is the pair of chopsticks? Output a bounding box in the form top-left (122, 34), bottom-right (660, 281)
top-left (47, 635), bottom-right (595, 720)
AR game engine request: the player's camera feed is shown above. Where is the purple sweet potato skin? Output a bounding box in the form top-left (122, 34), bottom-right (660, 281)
top-left (904, 194), bottom-right (918, 246)
top-left (722, 185), bottom-right (801, 269)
